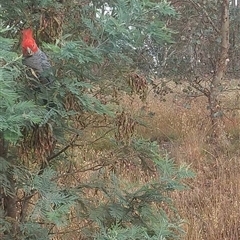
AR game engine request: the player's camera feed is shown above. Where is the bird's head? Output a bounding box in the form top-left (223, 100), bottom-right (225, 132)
top-left (21, 29), bottom-right (38, 56)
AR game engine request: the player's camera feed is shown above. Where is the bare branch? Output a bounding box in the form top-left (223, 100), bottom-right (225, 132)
top-left (46, 134), bottom-right (79, 161)
top-left (188, 0), bottom-right (220, 34)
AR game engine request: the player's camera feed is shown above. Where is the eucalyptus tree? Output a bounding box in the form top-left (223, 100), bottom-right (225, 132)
top-left (156, 0), bottom-right (231, 142)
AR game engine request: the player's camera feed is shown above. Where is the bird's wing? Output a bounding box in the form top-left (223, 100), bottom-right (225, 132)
top-left (39, 49), bottom-right (54, 86)
top-left (22, 49), bottom-right (43, 74)
top-left (39, 50), bottom-right (51, 70)
top-left (23, 49), bottom-right (54, 86)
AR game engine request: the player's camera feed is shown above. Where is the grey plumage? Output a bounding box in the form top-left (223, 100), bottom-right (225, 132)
top-left (40, 49), bottom-right (52, 70)
top-left (23, 48), bottom-right (53, 86)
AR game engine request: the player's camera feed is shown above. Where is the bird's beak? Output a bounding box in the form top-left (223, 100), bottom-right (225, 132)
top-left (26, 47), bottom-right (33, 56)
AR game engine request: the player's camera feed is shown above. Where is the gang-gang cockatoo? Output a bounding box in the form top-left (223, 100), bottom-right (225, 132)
top-left (21, 28), bottom-right (53, 87)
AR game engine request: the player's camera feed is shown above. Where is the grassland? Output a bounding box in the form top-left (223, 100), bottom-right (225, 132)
top-left (128, 84), bottom-right (240, 240)
top-left (54, 81), bottom-right (240, 239)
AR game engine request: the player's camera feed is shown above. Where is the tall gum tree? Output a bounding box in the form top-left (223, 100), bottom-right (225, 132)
top-left (209, 0), bottom-right (230, 141)
top-left (164, 0), bottom-right (230, 145)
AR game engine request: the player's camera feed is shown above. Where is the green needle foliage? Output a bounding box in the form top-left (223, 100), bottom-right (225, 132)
top-left (0, 36), bottom-right (44, 142)
top-left (0, 1), bottom-right (194, 239)
top-left (86, 140), bottom-right (194, 239)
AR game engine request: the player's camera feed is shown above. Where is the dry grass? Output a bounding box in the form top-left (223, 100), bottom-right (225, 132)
top-left (54, 84), bottom-right (240, 239)
top-left (129, 89), bottom-right (240, 240)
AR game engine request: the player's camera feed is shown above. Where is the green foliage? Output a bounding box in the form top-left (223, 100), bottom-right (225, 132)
top-left (0, 34), bottom-right (45, 142)
top-left (27, 168), bottom-right (77, 226)
top-left (75, 139), bottom-right (194, 239)
top-left (0, 29), bottom-right (77, 238)
top-left (0, 209), bottom-right (11, 235)
top-left (0, 158), bottom-right (12, 196)
top-left (0, 1), bottom-right (194, 239)
top-left (20, 222), bottom-right (49, 240)
top-left (84, 0), bottom-right (176, 74)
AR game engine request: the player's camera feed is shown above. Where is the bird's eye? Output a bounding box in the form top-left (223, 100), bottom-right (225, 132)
top-left (26, 47), bottom-right (33, 55)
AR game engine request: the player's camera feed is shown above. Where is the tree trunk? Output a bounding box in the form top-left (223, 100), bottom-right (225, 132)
top-left (3, 171), bottom-right (18, 235)
top-left (208, 0), bottom-right (229, 143)
top-left (0, 133), bottom-right (18, 237)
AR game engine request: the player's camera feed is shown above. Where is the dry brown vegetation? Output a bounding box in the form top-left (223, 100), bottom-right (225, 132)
top-left (126, 85), bottom-right (240, 240)
top-left (53, 81), bottom-right (240, 239)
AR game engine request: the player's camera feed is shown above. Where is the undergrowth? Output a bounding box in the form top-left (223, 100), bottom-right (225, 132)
top-left (128, 90), bottom-right (240, 240)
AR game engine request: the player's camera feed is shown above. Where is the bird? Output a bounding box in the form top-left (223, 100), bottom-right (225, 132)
top-left (21, 28), bottom-right (53, 87)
